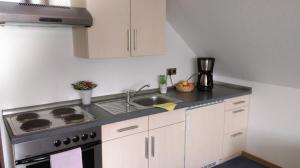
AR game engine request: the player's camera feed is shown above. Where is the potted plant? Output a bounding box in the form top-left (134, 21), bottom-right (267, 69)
top-left (72, 81), bottom-right (97, 105)
top-left (159, 75), bottom-right (167, 94)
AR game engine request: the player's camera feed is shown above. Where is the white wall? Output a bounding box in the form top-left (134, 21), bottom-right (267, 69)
top-left (0, 23), bottom-right (195, 109)
top-left (167, 0), bottom-right (300, 89)
top-left (215, 75), bottom-right (300, 168)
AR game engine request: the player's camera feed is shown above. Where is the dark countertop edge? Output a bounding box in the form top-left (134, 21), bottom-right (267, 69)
top-left (6, 82), bottom-right (252, 144)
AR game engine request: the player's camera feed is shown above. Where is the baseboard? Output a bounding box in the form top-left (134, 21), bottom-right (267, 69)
top-left (242, 151), bottom-right (282, 168)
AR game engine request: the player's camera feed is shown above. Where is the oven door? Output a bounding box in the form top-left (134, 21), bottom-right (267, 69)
top-left (15, 141), bottom-right (101, 168)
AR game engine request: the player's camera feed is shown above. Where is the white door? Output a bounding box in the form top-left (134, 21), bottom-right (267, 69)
top-left (102, 132), bottom-right (148, 168)
top-left (131, 0), bottom-right (166, 56)
top-left (185, 103), bottom-right (225, 168)
top-left (149, 122), bottom-right (185, 168)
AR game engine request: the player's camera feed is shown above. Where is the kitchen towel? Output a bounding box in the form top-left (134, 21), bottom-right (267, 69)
top-left (153, 102), bottom-right (177, 112)
top-left (50, 148), bottom-right (83, 168)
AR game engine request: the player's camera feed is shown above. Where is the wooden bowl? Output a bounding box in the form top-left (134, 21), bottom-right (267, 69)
top-left (175, 83), bottom-right (195, 92)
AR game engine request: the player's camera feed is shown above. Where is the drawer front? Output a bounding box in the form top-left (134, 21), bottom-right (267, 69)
top-left (225, 95), bottom-right (249, 110)
top-left (102, 116), bottom-right (148, 142)
top-left (223, 130), bottom-right (247, 159)
top-left (224, 107), bottom-right (248, 134)
top-left (149, 109), bottom-right (185, 130)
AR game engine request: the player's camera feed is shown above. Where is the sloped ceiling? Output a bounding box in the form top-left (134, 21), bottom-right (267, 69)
top-left (167, 0), bottom-right (300, 88)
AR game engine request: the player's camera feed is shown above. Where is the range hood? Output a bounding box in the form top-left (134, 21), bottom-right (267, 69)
top-left (0, 1), bottom-right (93, 27)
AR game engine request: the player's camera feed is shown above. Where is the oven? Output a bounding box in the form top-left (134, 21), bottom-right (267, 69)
top-left (15, 141), bottom-right (101, 168)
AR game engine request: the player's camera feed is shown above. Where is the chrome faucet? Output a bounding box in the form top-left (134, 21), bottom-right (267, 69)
top-left (126, 84), bottom-right (151, 105)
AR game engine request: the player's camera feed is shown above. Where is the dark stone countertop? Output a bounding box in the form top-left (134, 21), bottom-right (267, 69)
top-left (6, 82), bottom-right (252, 144)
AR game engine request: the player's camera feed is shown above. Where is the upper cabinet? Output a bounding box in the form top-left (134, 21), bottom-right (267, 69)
top-left (71, 0), bottom-right (166, 58)
top-left (130, 0), bottom-right (166, 57)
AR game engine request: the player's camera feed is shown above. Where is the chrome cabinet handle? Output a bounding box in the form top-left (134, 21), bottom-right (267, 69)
top-left (145, 137), bottom-right (149, 159)
top-left (151, 136), bottom-right (155, 157)
top-left (231, 132), bottom-right (243, 137)
top-left (117, 125), bottom-right (138, 132)
top-left (134, 29), bottom-right (137, 50)
top-left (233, 101), bottom-right (246, 105)
top-left (127, 29), bottom-right (130, 52)
top-left (232, 109), bottom-right (245, 114)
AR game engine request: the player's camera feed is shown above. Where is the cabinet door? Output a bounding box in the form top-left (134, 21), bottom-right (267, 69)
top-left (102, 132), bottom-right (148, 168)
top-left (224, 107), bottom-right (248, 134)
top-left (86, 0), bottom-right (131, 58)
top-left (223, 130), bottom-right (247, 159)
top-left (149, 122), bottom-right (185, 168)
top-left (131, 0), bottom-right (166, 56)
top-left (185, 103), bottom-right (225, 168)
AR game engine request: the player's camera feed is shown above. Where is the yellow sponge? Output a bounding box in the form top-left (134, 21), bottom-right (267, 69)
top-left (153, 103), bottom-right (177, 112)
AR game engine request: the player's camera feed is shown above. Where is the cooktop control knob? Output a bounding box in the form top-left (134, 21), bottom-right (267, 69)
top-left (63, 138), bottom-right (71, 145)
top-left (90, 132), bottom-right (96, 139)
top-left (81, 134), bottom-right (88, 141)
top-left (72, 136), bottom-right (80, 142)
top-left (54, 140), bottom-right (61, 147)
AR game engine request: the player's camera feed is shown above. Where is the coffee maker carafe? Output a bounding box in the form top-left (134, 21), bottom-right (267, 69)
top-left (197, 57), bottom-right (215, 91)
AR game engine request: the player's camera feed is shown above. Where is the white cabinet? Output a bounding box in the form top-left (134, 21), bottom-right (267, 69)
top-left (222, 95), bottom-right (249, 160)
top-left (225, 95), bottom-right (249, 110)
top-left (101, 95), bottom-right (250, 168)
top-left (102, 110), bottom-right (185, 168)
top-left (185, 103), bottom-right (225, 168)
top-left (72, 0), bottom-right (166, 58)
top-left (130, 0), bottom-right (166, 56)
top-left (223, 130), bottom-right (247, 158)
top-left (224, 106), bottom-right (248, 134)
top-left (101, 116), bottom-right (148, 142)
top-left (102, 132), bottom-right (148, 168)
top-left (149, 122), bottom-right (185, 168)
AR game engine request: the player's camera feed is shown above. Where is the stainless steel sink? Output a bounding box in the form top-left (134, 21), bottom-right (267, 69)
top-left (95, 94), bottom-right (181, 115)
top-left (131, 94), bottom-right (182, 108)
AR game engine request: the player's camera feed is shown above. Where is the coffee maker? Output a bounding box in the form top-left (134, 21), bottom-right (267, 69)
top-left (197, 57), bottom-right (215, 91)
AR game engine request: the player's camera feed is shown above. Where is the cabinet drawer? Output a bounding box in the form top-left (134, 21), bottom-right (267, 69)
top-left (102, 116), bottom-right (148, 142)
top-left (223, 130), bottom-right (247, 159)
top-left (149, 109), bottom-right (185, 130)
top-left (225, 107), bottom-right (248, 134)
top-left (225, 95), bottom-right (249, 110)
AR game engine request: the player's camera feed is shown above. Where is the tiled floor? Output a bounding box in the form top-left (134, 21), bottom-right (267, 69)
top-left (216, 156), bottom-right (266, 168)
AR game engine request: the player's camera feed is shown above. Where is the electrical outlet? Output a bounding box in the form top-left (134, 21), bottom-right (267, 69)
top-left (167, 68), bottom-right (177, 75)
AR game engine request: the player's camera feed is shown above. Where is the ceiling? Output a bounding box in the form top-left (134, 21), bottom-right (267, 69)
top-left (167, 0), bottom-right (300, 88)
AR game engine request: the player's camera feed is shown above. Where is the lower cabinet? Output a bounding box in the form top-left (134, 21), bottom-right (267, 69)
top-left (222, 95), bottom-right (249, 160)
top-left (102, 111), bottom-right (185, 168)
top-left (102, 132), bottom-right (148, 168)
top-left (149, 122), bottom-right (185, 168)
top-left (185, 103), bottom-right (225, 168)
top-left (222, 130), bottom-right (247, 158)
top-left (102, 95), bottom-right (250, 168)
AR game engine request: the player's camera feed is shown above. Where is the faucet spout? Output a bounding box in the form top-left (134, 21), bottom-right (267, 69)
top-left (131, 84), bottom-right (151, 98)
top-left (125, 84), bottom-right (151, 105)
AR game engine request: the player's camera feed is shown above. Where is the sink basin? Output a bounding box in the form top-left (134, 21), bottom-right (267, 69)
top-left (131, 94), bottom-right (181, 107)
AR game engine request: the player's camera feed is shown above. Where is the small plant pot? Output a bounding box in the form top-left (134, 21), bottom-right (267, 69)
top-left (160, 84), bottom-right (168, 94)
top-left (80, 90), bottom-right (93, 105)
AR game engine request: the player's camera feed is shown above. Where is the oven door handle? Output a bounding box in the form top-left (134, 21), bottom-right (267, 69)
top-left (16, 140), bottom-right (101, 165)
top-left (15, 156), bottom-right (50, 165)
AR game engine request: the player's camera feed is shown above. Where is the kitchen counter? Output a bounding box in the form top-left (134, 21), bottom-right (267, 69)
top-left (5, 82), bottom-right (252, 144)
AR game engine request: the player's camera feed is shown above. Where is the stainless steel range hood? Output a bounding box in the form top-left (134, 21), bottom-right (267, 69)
top-left (0, 1), bottom-right (93, 27)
